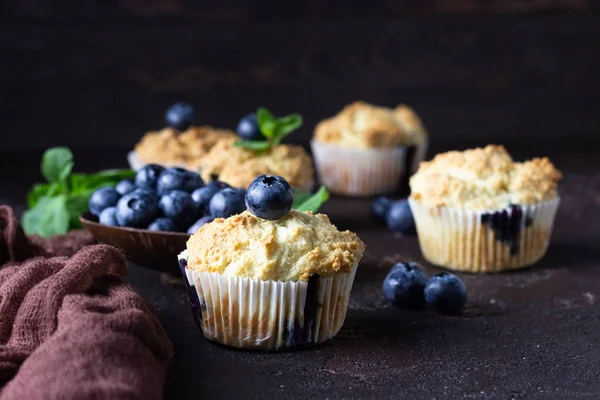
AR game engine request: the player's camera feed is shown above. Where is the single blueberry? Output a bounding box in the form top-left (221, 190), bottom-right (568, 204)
top-left (236, 113), bottom-right (264, 141)
top-left (187, 216), bottom-right (215, 234)
top-left (164, 102), bottom-right (195, 131)
top-left (191, 181), bottom-right (229, 212)
top-left (147, 217), bottom-right (178, 232)
top-left (158, 190), bottom-right (199, 229)
top-left (382, 262), bottom-right (427, 309)
top-left (98, 207), bottom-right (119, 226)
top-left (156, 167), bottom-right (204, 195)
top-left (245, 175), bottom-right (294, 220)
top-left (209, 188), bottom-right (247, 218)
top-left (424, 272), bottom-right (468, 314)
top-left (371, 196), bottom-right (392, 224)
top-left (115, 178), bottom-right (136, 196)
top-left (385, 199), bottom-right (416, 234)
top-left (89, 187), bottom-right (121, 216)
top-left (135, 164), bottom-right (165, 189)
top-left (115, 192), bottom-right (159, 228)
top-left (131, 187), bottom-right (160, 203)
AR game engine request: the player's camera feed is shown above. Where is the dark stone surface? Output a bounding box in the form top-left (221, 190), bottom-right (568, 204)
top-left (3, 142), bottom-right (600, 399)
top-left (123, 162), bottom-right (600, 400)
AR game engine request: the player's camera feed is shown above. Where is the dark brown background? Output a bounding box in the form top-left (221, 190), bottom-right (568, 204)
top-left (2, 0), bottom-right (600, 154)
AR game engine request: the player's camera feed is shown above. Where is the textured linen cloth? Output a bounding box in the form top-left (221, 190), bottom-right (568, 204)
top-left (0, 206), bottom-right (173, 399)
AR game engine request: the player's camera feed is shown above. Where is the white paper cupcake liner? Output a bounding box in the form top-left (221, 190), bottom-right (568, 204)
top-left (310, 139), bottom-right (428, 197)
top-left (409, 198), bottom-right (560, 273)
top-left (178, 253), bottom-right (358, 351)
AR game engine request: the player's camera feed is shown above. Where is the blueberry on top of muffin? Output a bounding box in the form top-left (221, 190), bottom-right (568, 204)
top-left (314, 101), bottom-right (428, 148)
top-left (409, 145), bottom-right (562, 209)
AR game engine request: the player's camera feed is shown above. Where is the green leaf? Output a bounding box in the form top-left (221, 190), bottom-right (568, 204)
top-left (292, 190), bottom-right (313, 209)
top-left (27, 182), bottom-right (60, 208)
top-left (273, 114), bottom-right (303, 138)
top-left (66, 194), bottom-right (91, 229)
top-left (69, 169), bottom-right (134, 194)
top-left (233, 140), bottom-right (272, 151)
top-left (257, 107), bottom-right (275, 138)
top-left (41, 147), bottom-right (73, 183)
top-left (294, 186), bottom-right (330, 213)
top-left (22, 195), bottom-right (70, 237)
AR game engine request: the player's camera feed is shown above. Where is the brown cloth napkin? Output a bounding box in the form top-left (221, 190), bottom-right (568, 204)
top-left (0, 206), bottom-right (174, 399)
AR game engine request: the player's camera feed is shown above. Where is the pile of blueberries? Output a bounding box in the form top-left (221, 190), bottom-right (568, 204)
top-left (89, 164), bottom-right (246, 234)
top-left (383, 262), bottom-right (468, 313)
top-left (371, 197), bottom-right (416, 234)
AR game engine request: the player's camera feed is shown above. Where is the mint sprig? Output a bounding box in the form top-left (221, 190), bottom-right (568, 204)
top-left (22, 147), bottom-right (134, 237)
top-left (293, 186), bottom-right (330, 213)
top-left (235, 107), bottom-right (303, 151)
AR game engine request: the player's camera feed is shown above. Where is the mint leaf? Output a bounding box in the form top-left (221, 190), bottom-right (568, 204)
top-left (27, 182), bottom-right (62, 208)
top-left (295, 186), bottom-right (330, 213)
top-left (66, 194), bottom-right (91, 229)
top-left (233, 140), bottom-right (272, 151)
top-left (257, 107), bottom-right (276, 138)
top-left (70, 169), bottom-right (134, 194)
top-left (274, 114), bottom-right (303, 137)
top-left (22, 195), bottom-right (70, 237)
top-left (292, 190), bottom-right (313, 209)
top-left (41, 147), bottom-right (73, 183)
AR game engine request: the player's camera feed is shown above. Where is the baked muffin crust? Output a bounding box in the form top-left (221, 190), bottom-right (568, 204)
top-left (194, 137), bottom-right (314, 189)
top-left (134, 126), bottom-right (237, 166)
top-left (409, 145), bottom-right (562, 209)
top-left (185, 210), bottom-right (365, 281)
top-left (314, 101), bottom-right (427, 148)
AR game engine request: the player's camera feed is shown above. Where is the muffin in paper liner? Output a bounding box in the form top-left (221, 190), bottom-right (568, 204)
top-left (178, 252), bottom-right (358, 351)
top-left (310, 139), bottom-right (428, 197)
top-left (409, 198), bottom-right (560, 273)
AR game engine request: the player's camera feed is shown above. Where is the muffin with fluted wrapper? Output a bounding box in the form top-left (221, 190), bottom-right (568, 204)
top-left (178, 175), bottom-right (365, 350)
top-left (409, 145), bottom-right (562, 273)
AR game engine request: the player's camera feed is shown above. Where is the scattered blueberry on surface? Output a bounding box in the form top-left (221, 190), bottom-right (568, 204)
top-left (236, 113), bottom-right (264, 141)
top-left (165, 102), bottom-right (195, 131)
top-left (98, 207), bottom-right (119, 226)
top-left (156, 167), bottom-right (204, 195)
top-left (371, 196), bottom-right (392, 224)
top-left (89, 187), bottom-right (121, 216)
top-left (115, 178), bottom-right (136, 196)
top-left (187, 216), bottom-right (215, 234)
top-left (147, 217), bottom-right (179, 232)
top-left (424, 272), bottom-right (468, 314)
top-left (385, 199), bottom-right (416, 234)
top-left (115, 191), bottom-right (159, 228)
top-left (159, 190), bottom-right (199, 229)
top-left (135, 164), bottom-right (165, 189)
top-left (245, 175), bottom-right (294, 220)
top-left (382, 262), bottom-right (427, 309)
top-left (209, 188), bottom-right (247, 218)
top-left (191, 181), bottom-right (229, 212)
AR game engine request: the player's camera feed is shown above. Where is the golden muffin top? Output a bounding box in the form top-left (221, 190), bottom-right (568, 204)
top-left (314, 101), bottom-right (428, 148)
top-left (193, 137), bottom-right (314, 189)
top-left (409, 145), bottom-right (562, 209)
top-left (185, 210), bottom-right (365, 281)
top-left (134, 126), bottom-right (237, 166)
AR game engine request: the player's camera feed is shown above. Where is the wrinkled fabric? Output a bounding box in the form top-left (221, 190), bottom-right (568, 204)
top-left (0, 206), bottom-right (173, 400)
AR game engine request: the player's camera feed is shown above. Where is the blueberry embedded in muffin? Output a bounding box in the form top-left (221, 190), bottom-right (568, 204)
top-left (409, 145), bottom-right (562, 273)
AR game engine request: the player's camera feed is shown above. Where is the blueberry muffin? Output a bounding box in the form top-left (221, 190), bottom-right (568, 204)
top-left (131, 126), bottom-right (237, 170)
top-left (179, 206), bottom-right (365, 350)
top-left (409, 145), bottom-right (562, 273)
top-left (194, 136), bottom-right (314, 191)
top-left (312, 101), bottom-right (429, 196)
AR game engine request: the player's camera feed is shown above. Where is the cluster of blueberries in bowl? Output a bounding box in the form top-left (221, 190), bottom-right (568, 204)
top-left (88, 164), bottom-right (247, 234)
